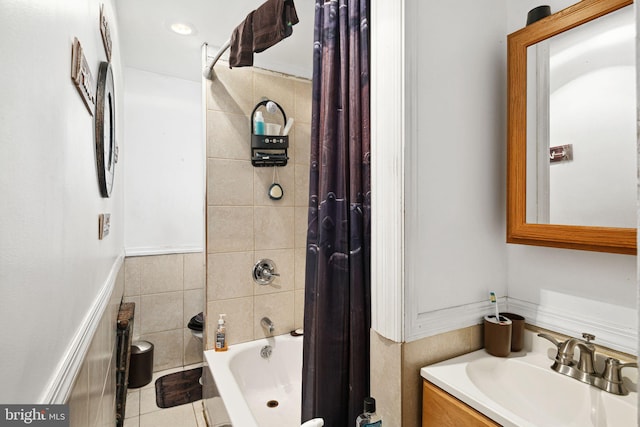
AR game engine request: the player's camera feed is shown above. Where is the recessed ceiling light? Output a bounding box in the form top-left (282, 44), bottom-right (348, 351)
top-left (170, 22), bottom-right (196, 36)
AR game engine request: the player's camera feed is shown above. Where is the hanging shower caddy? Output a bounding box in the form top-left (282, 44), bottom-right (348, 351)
top-left (250, 100), bottom-right (289, 167)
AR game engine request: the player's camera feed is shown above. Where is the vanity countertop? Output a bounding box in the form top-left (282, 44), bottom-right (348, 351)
top-left (420, 330), bottom-right (637, 427)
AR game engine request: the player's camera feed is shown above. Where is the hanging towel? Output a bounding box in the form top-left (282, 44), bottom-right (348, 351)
top-left (253, 0), bottom-right (299, 53)
top-left (229, 11), bottom-right (255, 68)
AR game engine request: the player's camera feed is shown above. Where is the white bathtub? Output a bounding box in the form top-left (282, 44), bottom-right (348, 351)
top-left (204, 333), bottom-right (304, 427)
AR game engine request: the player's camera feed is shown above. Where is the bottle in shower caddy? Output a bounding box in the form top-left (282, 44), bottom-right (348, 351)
top-left (254, 111), bottom-right (265, 135)
top-left (356, 397), bottom-right (382, 427)
top-left (215, 314), bottom-right (227, 352)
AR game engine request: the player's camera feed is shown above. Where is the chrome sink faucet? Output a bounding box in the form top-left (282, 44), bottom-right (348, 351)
top-left (539, 332), bottom-right (637, 395)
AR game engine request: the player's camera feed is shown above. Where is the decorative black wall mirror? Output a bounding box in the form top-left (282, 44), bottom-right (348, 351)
top-left (95, 61), bottom-right (116, 198)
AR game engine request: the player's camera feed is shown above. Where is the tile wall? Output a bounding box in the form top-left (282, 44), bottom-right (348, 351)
top-left (123, 253), bottom-right (205, 371)
top-left (68, 263), bottom-right (125, 427)
top-left (205, 63), bottom-right (312, 348)
top-left (370, 325), bottom-right (484, 427)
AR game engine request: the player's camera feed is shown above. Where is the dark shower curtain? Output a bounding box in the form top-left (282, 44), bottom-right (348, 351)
top-left (301, 0), bottom-right (370, 425)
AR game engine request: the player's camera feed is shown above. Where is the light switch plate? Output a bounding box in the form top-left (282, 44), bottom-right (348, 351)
top-left (98, 213), bottom-right (111, 240)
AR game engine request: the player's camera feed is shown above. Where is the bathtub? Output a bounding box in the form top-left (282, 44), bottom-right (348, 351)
top-left (204, 333), bottom-right (304, 427)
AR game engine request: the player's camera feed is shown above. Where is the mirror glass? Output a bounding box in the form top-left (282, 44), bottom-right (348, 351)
top-left (525, 4), bottom-right (636, 228)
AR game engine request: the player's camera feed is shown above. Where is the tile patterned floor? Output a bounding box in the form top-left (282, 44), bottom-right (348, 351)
top-left (124, 364), bottom-right (207, 427)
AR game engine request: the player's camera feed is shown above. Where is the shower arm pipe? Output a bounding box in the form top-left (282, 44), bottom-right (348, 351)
top-left (204, 39), bottom-right (231, 79)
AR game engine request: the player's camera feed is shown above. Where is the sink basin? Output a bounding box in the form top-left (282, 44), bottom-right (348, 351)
top-left (421, 331), bottom-right (637, 427)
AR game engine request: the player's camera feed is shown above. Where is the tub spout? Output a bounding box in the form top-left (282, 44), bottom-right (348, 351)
top-left (261, 317), bottom-right (275, 334)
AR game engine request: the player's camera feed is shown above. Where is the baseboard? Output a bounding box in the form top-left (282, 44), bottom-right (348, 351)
top-left (405, 296), bottom-right (636, 354)
top-left (40, 253), bottom-right (124, 404)
top-left (404, 298), bottom-right (506, 342)
top-left (124, 245), bottom-right (203, 257)
top-left (507, 298), bottom-right (637, 355)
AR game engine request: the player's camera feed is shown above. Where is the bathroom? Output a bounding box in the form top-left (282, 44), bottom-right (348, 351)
top-left (0, 0), bottom-right (637, 426)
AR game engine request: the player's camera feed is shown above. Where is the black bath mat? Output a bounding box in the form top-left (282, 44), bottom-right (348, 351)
top-left (155, 367), bottom-right (202, 409)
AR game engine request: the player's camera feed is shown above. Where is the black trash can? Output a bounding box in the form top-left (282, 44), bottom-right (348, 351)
top-left (128, 341), bottom-right (154, 388)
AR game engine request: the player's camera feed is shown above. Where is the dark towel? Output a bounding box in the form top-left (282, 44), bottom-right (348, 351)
top-left (229, 11), bottom-right (255, 68)
top-left (253, 0), bottom-right (299, 53)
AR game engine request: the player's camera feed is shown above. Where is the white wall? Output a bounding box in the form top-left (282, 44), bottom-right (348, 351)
top-left (123, 68), bottom-right (204, 255)
top-left (374, 0), bottom-right (637, 351)
top-left (403, 0), bottom-right (509, 341)
top-left (506, 0), bottom-right (637, 353)
top-left (0, 0), bottom-right (124, 403)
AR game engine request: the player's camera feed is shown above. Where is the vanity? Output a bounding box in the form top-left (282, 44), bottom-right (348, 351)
top-left (421, 330), bottom-right (637, 427)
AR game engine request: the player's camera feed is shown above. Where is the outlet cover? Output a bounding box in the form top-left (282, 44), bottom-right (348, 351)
top-left (98, 213), bottom-right (111, 240)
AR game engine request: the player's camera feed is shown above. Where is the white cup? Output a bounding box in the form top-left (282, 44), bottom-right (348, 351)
top-left (265, 123), bottom-right (281, 136)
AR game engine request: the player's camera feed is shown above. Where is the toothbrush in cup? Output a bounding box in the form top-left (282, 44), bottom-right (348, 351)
top-left (489, 291), bottom-right (502, 323)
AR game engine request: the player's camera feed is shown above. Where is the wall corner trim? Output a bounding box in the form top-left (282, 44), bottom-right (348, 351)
top-left (40, 253), bottom-right (125, 404)
top-left (370, 0), bottom-right (405, 343)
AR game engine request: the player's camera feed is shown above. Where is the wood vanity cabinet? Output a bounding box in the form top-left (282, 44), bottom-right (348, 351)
top-left (422, 380), bottom-right (500, 427)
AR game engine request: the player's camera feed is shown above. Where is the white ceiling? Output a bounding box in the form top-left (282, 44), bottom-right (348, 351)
top-left (114, 0), bottom-right (315, 82)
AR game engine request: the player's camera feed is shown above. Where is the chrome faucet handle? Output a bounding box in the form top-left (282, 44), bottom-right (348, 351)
top-left (582, 332), bottom-right (595, 342)
top-left (596, 358), bottom-right (638, 395)
top-left (538, 333), bottom-right (575, 366)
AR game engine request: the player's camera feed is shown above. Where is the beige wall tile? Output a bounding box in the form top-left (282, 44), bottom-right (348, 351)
top-left (140, 292), bottom-right (184, 334)
top-left (254, 206), bottom-right (294, 250)
top-left (124, 257), bottom-right (142, 297)
top-left (294, 206), bottom-right (308, 249)
top-left (207, 207), bottom-right (254, 253)
top-left (253, 70), bottom-right (295, 123)
top-left (140, 329), bottom-right (184, 372)
top-left (207, 159), bottom-right (254, 206)
top-left (253, 249), bottom-right (295, 295)
top-left (294, 289), bottom-right (305, 330)
top-left (294, 79), bottom-right (312, 124)
top-left (140, 255), bottom-right (184, 294)
top-left (206, 110), bottom-right (251, 160)
top-left (183, 328), bottom-right (204, 366)
top-left (294, 248), bottom-right (307, 290)
top-left (253, 164), bottom-right (295, 207)
top-left (207, 65), bottom-right (254, 115)
top-left (68, 361), bottom-right (90, 427)
top-left (370, 330), bottom-right (402, 427)
top-left (293, 123), bottom-right (311, 166)
top-left (183, 252), bottom-right (205, 290)
top-left (123, 296), bottom-right (141, 339)
top-left (184, 288), bottom-right (204, 326)
top-left (207, 251), bottom-right (254, 300)
top-left (206, 298), bottom-right (254, 348)
top-left (401, 325), bottom-right (483, 427)
top-left (253, 292), bottom-right (295, 338)
top-left (294, 163), bottom-right (310, 207)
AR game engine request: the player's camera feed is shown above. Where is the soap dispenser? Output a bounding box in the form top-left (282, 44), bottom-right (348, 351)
top-left (215, 314), bottom-right (228, 352)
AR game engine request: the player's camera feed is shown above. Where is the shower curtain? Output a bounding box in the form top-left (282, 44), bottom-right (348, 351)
top-left (301, 0), bottom-right (370, 425)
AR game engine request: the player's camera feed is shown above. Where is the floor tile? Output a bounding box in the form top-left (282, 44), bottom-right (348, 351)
top-left (125, 389), bottom-right (140, 419)
top-left (139, 404), bottom-right (198, 427)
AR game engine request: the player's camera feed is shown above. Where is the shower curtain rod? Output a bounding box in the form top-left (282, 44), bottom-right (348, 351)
top-left (203, 39), bottom-right (231, 80)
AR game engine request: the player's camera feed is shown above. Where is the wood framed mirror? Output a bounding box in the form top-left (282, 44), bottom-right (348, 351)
top-left (507, 0), bottom-right (636, 255)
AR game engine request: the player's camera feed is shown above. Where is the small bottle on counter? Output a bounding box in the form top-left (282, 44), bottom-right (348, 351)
top-left (215, 314), bottom-right (227, 352)
top-left (356, 397), bottom-right (382, 427)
